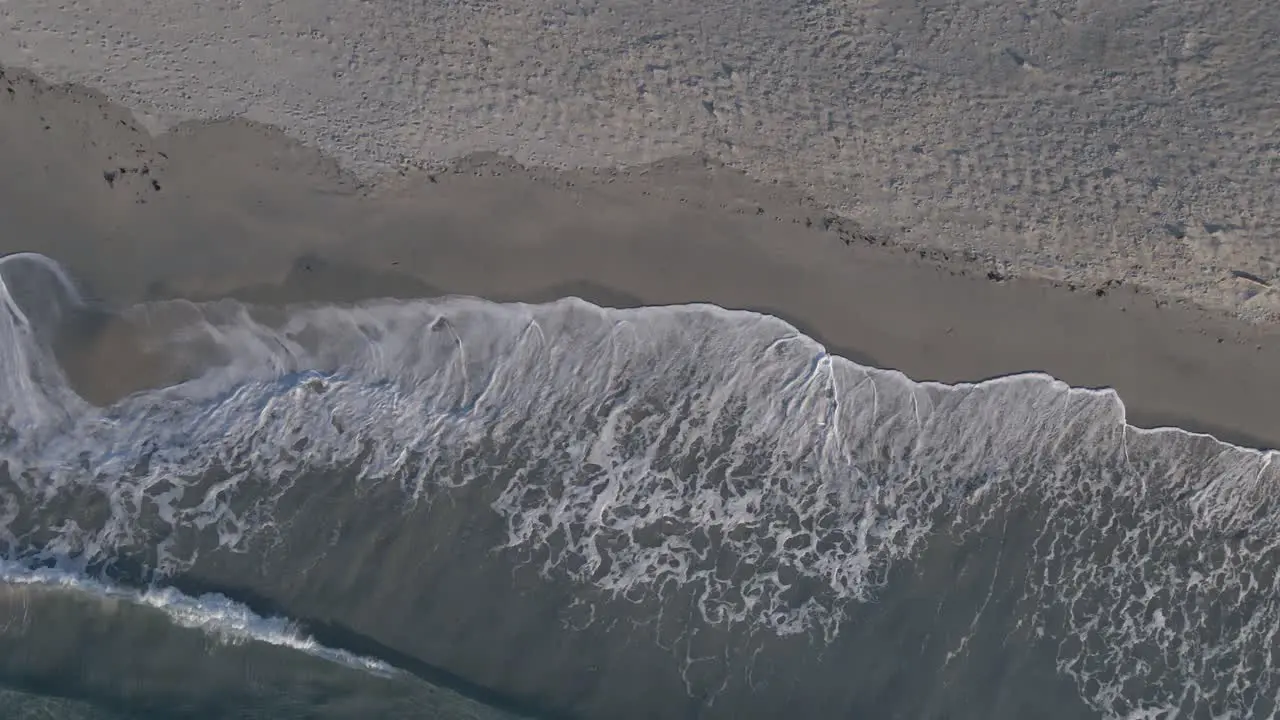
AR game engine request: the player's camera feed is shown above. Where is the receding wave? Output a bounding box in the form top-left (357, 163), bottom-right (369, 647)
top-left (2, 252), bottom-right (1279, 718)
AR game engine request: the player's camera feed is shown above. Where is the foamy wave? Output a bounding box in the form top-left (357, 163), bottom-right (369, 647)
top-left (3, 253), bottom-right (1280, 718)
top-left (0, 560), bottom-right (395, 676)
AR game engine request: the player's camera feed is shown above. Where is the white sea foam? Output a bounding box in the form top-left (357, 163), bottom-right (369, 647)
top-left (0, 559), bottom-right (395, 676)
top-left (2, 253), bottom-right (1280, 718)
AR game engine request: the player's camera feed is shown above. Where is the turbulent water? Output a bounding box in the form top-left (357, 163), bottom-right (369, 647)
top-left (2, 252), bottom-right (1279, 719)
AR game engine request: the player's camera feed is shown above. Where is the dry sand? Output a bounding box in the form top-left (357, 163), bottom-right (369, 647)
top-left (3, 64), bottom-right (1280, 451)
top-left (3, 0), bottom-right (1278, 318)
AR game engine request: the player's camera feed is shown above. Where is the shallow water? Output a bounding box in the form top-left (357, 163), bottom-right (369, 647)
top-left (2, 253), bottom-right (1277, 719)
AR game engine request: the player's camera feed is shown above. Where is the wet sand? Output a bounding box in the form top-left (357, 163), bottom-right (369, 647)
top-left (3, 64), bottom-right (1279, 450)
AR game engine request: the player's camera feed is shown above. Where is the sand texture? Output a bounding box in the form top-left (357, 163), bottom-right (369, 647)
top-left (2, 0), bottom-right (1278, 317)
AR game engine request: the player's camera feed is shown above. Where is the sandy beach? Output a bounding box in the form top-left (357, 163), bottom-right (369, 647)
top-left (3, 63), bottom-right (1280, 451)
top-left (4, 0), bottom-right (1279, 318)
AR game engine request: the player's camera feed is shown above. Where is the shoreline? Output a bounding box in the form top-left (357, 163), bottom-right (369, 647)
top-left (4, 65), bottom-right (1280, 451)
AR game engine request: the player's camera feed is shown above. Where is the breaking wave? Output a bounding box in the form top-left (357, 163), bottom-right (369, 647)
top-left (0, 559), bottom-right (395, 676)
top-left (2, 252), bottom-right (1280, 718)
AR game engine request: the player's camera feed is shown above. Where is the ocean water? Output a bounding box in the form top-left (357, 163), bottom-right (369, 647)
top-left (1, 252), bottom-right (1278, 719)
